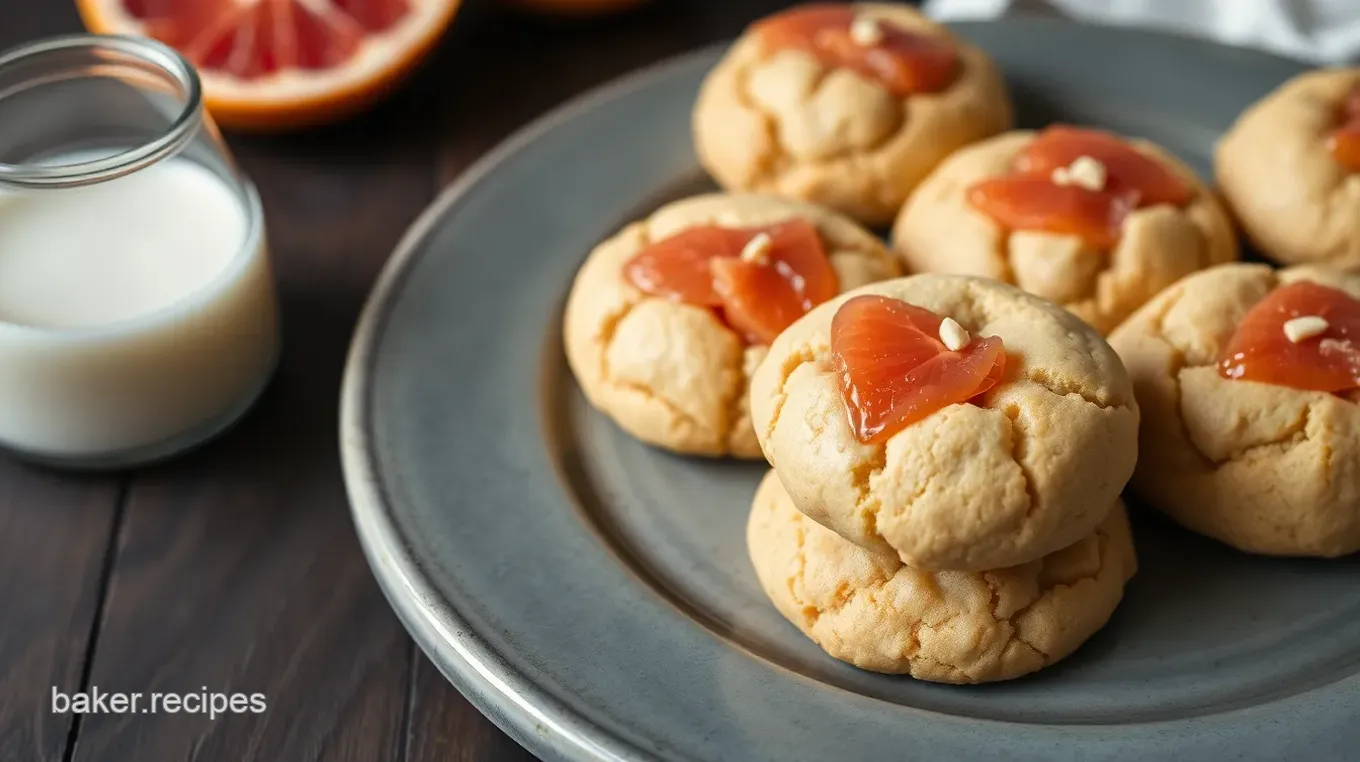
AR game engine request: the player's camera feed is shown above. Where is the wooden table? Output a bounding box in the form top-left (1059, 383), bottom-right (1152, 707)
top-left (0, 1), bottom-right (873, 759)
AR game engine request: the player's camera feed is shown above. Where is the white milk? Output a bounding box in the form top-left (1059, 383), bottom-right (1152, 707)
top-left (0, 157), bottom-right (279, 463)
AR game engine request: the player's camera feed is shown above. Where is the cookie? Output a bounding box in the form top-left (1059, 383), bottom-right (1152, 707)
top-left (692, 3), bottom-right (1012, 227)
top-left (564, 193), bottom-right (899, 458)
top-left (747, 470), bottom-right (1137, 683)
top-left (892, 129), bottom-right (1237, 335)
top-left (1108, 263), bottom-right (1360, 557)
top-left (1216, 68), bottom-right (1360, 268)
top-left (749, 273), bottom-right (1139, 570)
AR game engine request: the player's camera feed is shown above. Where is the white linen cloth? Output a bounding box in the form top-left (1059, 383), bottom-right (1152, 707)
top-left (923, 0), bottom-right (1360, 64)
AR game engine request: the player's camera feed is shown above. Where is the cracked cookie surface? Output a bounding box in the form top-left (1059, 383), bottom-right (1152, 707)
top-left (564, 193), bottom-right (900, 458)
top-left (891, 131), bottom-right (1237, 336)
top-left (1216, 69), bottom-right (1360, 268)
top-left (692, 3), bottom-right (1012, 227)
top-left (1108, 263), bottom-right (1360, 556)
top-left (749, 274), bottom-right (1139, 570)
top-left (747, 470), bottom-right (1136, 683)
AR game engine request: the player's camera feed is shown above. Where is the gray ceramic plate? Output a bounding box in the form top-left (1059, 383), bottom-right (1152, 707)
top-left (342, 19), bottom-right (1360, 762)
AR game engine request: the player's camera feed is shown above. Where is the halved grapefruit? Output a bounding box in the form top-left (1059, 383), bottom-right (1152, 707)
top-left (76, 0), bottom-right (462, 130)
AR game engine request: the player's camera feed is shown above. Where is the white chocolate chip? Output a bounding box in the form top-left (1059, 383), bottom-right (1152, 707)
top-left (1051, 155), bottom-right (1107, 192)
top-left (939, 317), bottom-right (970, 351)
top-left (849, 15), bottom-right (884, 46)
top-left (1283, 315), bottom-right (1330, 344)
top-left (740, 232), bottom-right (773, 264)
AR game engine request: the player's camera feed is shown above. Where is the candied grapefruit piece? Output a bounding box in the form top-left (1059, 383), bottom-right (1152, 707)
top-left (1014, 125), bottom-right (1193, 207)
top-left (623, 227), bottom-right (746, 306)
top-left (1330, 124), bottom-right (1360, 171)
top-left (967, 175), bottom-right (1137, 249)
top-left (712, 219), bottom-right (839, 344)
top-left (1219, 281), bottom-right (1360, 392)
top-left (831, 295), bottom-right (1006, 444)
top-left (623, 218), bottom-right (838, 344)
top-left (753, 4), bottom-right (959, 96)
top-left (1328, 85), bottom-right (1360, 172)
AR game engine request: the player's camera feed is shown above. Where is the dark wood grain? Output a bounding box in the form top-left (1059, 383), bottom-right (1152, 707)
top-left (430, 0), bottom-right (797, 181)
top-left (0, 7), bottom-right (126, 762)
top-left (67, 113), bottom-right (438, 761)
top-left (405, 643), bottom-right (536, 762)
top-left (0, 467), bottom-right (121, 762)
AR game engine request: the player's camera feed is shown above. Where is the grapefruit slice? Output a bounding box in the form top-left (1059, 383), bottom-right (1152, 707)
top-left (623, 218), bottom-right (838, 345)
top-left (831, 294), bottom-right (1007, 444)
top-left (753, 4), bottom-right (959, 96)
top-left (1219, 280), bottom-right (1360, 392)
top-left (77, 0), bottom-right (462, 130)
top-left (967, 175), bottom-right (1137, 249)
top-left (1328, 86), bottom-right (1360, 171)
top-left (1014, 125), bottom-right (1193, 208)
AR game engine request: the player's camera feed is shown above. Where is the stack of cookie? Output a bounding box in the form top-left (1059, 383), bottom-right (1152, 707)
top-left (556, 0), bottom-right (1360, 692)
top-left (560, 3), bottom-right (1151, 685)
top-left (745, 274), bottom-right (1141, 684)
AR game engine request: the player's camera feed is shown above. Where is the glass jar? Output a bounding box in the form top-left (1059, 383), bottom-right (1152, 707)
top-left (0, 34), bottom-right (280, 469)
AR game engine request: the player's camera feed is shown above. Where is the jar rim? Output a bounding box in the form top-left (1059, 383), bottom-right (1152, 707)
top-left (0, 33), bottom-right (203, 189)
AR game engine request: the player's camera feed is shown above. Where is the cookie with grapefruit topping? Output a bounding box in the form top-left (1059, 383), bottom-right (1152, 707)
top-left (563, 193), bottom-right (899, 459)
top-left (693, 2), bottom-right (1012, 226)
top-left (893, 128), bottom-right (1236, 335)
top-left (1109, 263), bottom-right (1360, 558)
top-left (749, 273), bottom-right (1138, 572)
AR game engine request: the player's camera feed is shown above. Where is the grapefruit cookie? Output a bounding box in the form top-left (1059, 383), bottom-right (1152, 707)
top-left (1216, 69), bottom-right (1360, 268)
top-left (692, 3), bottom-right (1012, 227)
top-left (749, 274), bottom-right (1139, 571)
top-left (747, 470), bottom-right (1137, 683)
top-left (1108, 263), bottom-right (1360, 557)
top-left (564, 193), bottom-right (899, 458)
top-left (892, 126), bottom-right (1237, 335)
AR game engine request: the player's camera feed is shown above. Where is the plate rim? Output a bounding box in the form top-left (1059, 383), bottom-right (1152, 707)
top-left (339, 19), bottom-right (1320, 762)
top-left (340, 43), bottom-right (734, 762)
